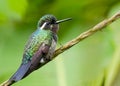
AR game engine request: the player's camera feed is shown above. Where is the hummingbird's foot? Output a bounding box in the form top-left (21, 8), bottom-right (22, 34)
top-left (40, 57), bottom-right (51, 64)
top-left (40, 58), bottom-right (46, 63)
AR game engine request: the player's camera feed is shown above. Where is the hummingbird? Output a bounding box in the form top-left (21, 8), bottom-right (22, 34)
top-left (8, 14), bottom-right (71, 84)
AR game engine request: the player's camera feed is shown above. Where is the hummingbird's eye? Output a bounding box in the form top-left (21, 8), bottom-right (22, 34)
top-left (51, 19), bottom-right (56, 24)
top-left (46, 22), bottom-right (50, 25)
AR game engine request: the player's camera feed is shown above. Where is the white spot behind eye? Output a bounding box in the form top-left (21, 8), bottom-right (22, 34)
top-left (40, 22), bottom-right (47, 30)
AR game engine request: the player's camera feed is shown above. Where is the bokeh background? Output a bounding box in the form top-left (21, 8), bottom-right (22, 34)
top-left (0, 0), bottom-right (120, 86)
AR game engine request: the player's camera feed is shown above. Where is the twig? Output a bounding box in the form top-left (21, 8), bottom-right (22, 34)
top-left (53, 11), bottom-right (120, 57)
top-left (0, 80), bottom-right (12, 86)
top-left (1, 11), bottom-right (120, 86)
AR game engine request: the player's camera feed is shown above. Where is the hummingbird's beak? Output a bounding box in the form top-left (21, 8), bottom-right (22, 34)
top-left (56, 18), bottom-right (72, 24)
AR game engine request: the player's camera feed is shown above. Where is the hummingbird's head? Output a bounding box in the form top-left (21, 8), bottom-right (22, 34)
top-left (38, 14), bottom-right (59, 33)
top-left (38, 14), bottom-right (72, 33)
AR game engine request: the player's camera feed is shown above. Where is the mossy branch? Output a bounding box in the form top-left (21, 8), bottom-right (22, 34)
top-left (1, 11), bottom-right (120, 86)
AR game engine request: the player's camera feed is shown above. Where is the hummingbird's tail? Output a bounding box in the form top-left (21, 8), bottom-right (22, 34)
top-left (8, 62), bottom-right (31, 83)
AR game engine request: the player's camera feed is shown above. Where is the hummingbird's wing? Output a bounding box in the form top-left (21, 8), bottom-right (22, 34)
top-left (24, 33), bottom-right (57, 77)
top-left (9, 30), bottom-right (54, 82)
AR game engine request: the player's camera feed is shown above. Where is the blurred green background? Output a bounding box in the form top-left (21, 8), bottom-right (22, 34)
top-left (0, 0), bottom-right (120, 86)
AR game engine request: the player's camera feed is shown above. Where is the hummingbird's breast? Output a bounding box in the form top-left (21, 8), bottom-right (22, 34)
top-left (47, 37), bottom-right (56, 59)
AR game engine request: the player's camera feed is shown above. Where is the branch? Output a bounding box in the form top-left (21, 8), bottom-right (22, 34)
top-left (53, 11), bottom-right (120, 57)
top-left (1, 11), bottom-right (120, 86)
